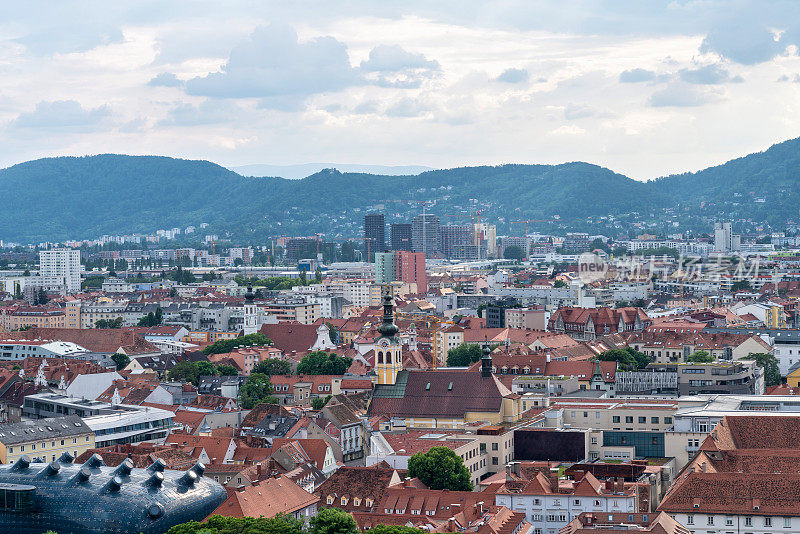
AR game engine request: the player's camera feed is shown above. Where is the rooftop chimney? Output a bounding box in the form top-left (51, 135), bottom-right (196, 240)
top-left (549, 468), bottom-right (559, 491)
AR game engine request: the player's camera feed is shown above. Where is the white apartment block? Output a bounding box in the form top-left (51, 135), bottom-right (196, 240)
top-left (39, 248), bottom-right (81, 293)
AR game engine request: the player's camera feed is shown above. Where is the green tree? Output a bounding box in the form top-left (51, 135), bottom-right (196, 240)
top-left (447, 343), bottom-right (483, 367)
top-left (216, 364), bottom-right (239, 376)
top-left (296, 351), bottom-right (352, 375)
top-left (311, 395), bottom-right (332, 410)
top-left (252, 358), bottom-right (291, 376)
top-left (503, 245), bottom-right (525, 261)
top-left (168, 360), bottom-right (201, 385)
top-left (35, 288), bottom-right (49, 305)
top-left (597, 347), bottom-right (651, 371)
top-left (195, 360), bottom-right (217, 377)
top-left (138, 307), bottom-right (164, 327)
top-left (168, 514), bottom-right (305, 534)
top-left (731, 280), bottom-right (753, 292)
top-left (687, 350), bottom-right (714, 363)
top-left (111, 353), bottom-right (130, 370)
top-left (407, 446), bottom-right (473, 491)
top-left (553, 279), bottom-right (567, 288)
top-left (203, 333), bottom-right (271, 355)
top-left (239, 373), bottom-right (277, 409)
top-left (299, 270), bottom-right (308, 285)
top-left (310, 508), bottom-right (358, 534)
top-left (315, 267), bottom-right (323, 283)
top-left (95, 317), bottom-right (123, 329)
top-left (325, 322), bottom-right (338, 344)
top-left (744, 352), bottom-right (781, 387)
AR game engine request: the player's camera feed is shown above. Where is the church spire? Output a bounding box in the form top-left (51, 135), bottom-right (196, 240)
top-left (377, 286), bottom-right (399, 339)
top-left (245, 283), bottom-right (255, 303)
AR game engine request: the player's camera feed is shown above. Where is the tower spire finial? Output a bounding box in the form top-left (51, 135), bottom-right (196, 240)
top-left (378, 285), bottom-right (399, 339)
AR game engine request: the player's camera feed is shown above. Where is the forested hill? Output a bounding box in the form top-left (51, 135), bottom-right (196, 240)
top-left (2, 137), bottom-right (800, 243)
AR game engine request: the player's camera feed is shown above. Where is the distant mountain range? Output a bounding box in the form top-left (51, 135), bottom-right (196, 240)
top-left (229, 163), bottom-right (435, 179)
top-left (2, 137), bottom-right (799, 243)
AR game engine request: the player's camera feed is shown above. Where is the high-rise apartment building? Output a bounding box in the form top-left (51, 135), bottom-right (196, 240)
top-left (374, 252), bottom-right (395, 285)
top-left (474, 223), bottom-right (497, 256)
top-left (364, 214), bottom-right (386, 259)
top-left (390, 223), bottom-right (412, 251)
top-left (394, 251), bottom-right (427, 294)
top-left (411, 214), bottom-right (440, 255)
top-left (714, 222), bottom-right (741, 253)
top-left (439, 224), bottom-right (474, 258)
top-left (39, 248), bottom-right (81, 293)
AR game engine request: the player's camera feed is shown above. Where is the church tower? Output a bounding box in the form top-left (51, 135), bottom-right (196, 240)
top-left (375, 286), bottom-right (403, 385)
top-left (242, 284), bottom-right (259, 335)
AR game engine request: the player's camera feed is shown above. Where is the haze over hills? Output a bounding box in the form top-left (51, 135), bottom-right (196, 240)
top-left (229, 163), bottom-right (435, 179)
top-left (2, 137), bottom-right (799, 244)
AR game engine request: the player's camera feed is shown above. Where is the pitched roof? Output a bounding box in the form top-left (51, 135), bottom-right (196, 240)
top-left (212, 476), bottom-right (319, 518)
top-left (0, 327), bottom-right (159, 355)
top-left (659, 472), bottom-right (800, 516)
top-left (260, 323), bottom-right (319, 354)
top-left (314, 465), bottom-right (404, 512)
top-left (368, 369), bottom-right (512, 419)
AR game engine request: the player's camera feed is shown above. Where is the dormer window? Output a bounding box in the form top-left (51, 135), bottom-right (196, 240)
top-left (327, 496), bottom-right (334, 505)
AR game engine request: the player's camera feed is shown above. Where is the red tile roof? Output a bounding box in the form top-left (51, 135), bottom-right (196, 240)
top-left (212, 476), bottom-right (319, 518)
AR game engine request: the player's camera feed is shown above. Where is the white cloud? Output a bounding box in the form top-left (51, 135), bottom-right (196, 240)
top-left (360, 44), bottom-right (438, 72)
top-left (0, 1), bottom-right (798, 181)
top-left (648, 84), bottom-right (724, 107)
top-left (494, 68), bottom-right (529, 83)
top-left (185, 23), bottom-right (360, 99)
top-left (619, 68), bottom-right (656, 83)
top-left (159, 100), bottom-right (244, 126)
top-left (678, 63), bottom-right (743, 85)
top-left (148, 72), bottom-right (183, 87)
top-left (10, 100), bottom-right (110, 130)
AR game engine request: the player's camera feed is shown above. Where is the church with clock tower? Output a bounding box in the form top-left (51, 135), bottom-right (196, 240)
top-left (375, 287), bottom-right (403, 385)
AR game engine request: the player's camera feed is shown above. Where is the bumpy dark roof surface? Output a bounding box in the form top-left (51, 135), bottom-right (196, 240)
top-left (0, 453), bottom-right (226, 533)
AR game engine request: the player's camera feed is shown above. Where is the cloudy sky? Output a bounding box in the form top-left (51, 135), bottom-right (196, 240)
top-left (2, 1), bottom-right (800, 179)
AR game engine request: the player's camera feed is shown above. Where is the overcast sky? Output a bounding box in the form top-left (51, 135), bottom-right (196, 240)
top-left (2, 1), bottom-right (800, 179)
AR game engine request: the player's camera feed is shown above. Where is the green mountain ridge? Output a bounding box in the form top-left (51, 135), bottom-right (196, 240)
top-left (2, 137), bottom-right (800, 243)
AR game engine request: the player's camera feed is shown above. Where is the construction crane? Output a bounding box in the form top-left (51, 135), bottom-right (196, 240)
top-left (510, 219), bottom-right (558, 236)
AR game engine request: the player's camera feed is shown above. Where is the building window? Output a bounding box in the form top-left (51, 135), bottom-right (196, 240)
top-left (612, 416), bottom-right (620, 423)
top-left (784, 517), bottom-right (791, 528)
top-left (707, 516), bottom-right (714, 525)
top-left (765, 518), bottom-right (772, 527)
top-left (744, 517), bottom-right (752, 527)
top-left (686, 516), bottom-right (694, 525)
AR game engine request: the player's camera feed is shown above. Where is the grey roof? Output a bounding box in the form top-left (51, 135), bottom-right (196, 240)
top-left (0, 415), bottom-right (92, 445)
